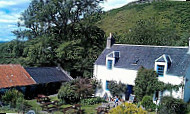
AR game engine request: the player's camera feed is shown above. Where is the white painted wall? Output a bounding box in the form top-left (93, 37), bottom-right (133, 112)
top-left (94, 64), bottom-right (137, 100)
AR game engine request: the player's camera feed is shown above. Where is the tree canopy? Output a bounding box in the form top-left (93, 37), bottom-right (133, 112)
top-left (0, 0), bottom-right (106, 78)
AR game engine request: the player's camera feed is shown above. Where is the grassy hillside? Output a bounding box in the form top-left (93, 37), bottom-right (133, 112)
top-left (96, 1), bottom-right (190, 46)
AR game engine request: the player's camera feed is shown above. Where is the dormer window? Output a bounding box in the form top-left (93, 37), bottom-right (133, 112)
top-left (155, 54), bottom-right (172, 77)
top-left (106, 51), bottom-right (120, 69)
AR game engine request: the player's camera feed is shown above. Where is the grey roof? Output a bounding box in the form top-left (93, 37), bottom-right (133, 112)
top-left (95, 44), bottom-right (190, 76)
top-left (156, 56), bottom-right (165, 62)
top-left (25, 67), bottom-right (72, 84)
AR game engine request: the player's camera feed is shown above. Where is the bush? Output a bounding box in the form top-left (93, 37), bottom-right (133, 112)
top-left (158, 96), bottom-right (187, 114)
top-left (141, 95), bottom-right (156, 111)
top-left (109, 102), bottom-right (147, 114)
top-left (107, 81), bottom-right (126, 97)
top-left (2, 89), bottom-right (25, 109)
top-left (80, 97), bottom-right (107, 105)
top-left (58, 83), bottom-right (79, 104)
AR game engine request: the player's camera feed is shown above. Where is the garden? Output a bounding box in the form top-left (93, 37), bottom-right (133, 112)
top-left (0, 73), bottom-right (190, 114)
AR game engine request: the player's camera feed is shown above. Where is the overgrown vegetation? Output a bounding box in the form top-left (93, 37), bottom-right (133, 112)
top-left (158, 96), bottom-right (187, 114)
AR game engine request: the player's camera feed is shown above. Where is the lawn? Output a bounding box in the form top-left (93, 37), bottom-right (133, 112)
top-left (24, 96), bottom-right (100, 114)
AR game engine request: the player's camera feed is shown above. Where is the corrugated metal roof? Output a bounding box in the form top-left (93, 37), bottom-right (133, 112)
top-left (25, 67), bottom-right (72, 84)
top-left (0, 64), bottom-right (36, 88)
top-left (95, 44), bottom-right (190, 76)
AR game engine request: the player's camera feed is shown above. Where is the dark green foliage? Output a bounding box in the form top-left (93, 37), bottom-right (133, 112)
top-left (107, 81), bottom-right (126, 97)
top-left (0, 0), bottom-right (106, 78)
top-left (58, 78), bottom-right (100, 104)
top-left (134, 67), bottom-right (159, 101)
top-left (2, 89), bottom-right (26, 109)
top-left (158, 96), bottom-right (187, 114)
top-left (141, 95), bottom-right (156, 111)
top-left (58, 83), bottom-right (79, 104)
top-left (80, 97), bottom-right (106, 105)
top-left (134, 67), bottom-right (182, 102)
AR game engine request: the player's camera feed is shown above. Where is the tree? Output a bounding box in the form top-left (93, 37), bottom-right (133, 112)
top-left (134, 67), bottom-right (160, 101)
top-left (134, 67), bottom-right (182, 102)
top-left (14, 0), bottom-right (104, 40)
top-left (11, 0), bottom-right (106, 78)
top-left (58, 78), bottom-right (100, 104)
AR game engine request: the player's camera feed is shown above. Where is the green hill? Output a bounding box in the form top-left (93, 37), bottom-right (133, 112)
top-left (96, 1), bottom-right (190, 46)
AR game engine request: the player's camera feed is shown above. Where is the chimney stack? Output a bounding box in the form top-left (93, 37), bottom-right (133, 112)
top-left (106, 33), bottom-right (115, 49)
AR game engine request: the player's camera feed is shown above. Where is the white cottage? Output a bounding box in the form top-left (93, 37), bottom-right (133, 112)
top-left (93, 34), bottom-right (190, 103)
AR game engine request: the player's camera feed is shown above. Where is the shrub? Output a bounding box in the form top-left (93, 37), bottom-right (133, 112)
top-left (58, 83), bottom-right (79, 104)
top-left (158, 96), bottom-right (187, 114)
top-left (80, 97), bottom-right (107, 105)
top-left (109, 102), bottom-right (147, 114)
top-left (107, 81), bottom-right (126, 97)
top-left (141, 95), bottom-right (156, 111)
top-left (2, 89), bottom-right (25, 108)
top-left (58, 78), bottom-right (101, 104)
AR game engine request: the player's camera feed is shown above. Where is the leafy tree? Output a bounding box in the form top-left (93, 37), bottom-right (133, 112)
top-left (10, 0), bottom-right (106, 78)
top-left (134, 67), bottom-right (182, 102)
top-left (107, 81), bottom-right (126, 97)
top-left (158, 96), bottom-right (187, 114)
top-left (134, 67), bottom-right (160, 101)
top-left (14, 0), bottom-right (104, 40)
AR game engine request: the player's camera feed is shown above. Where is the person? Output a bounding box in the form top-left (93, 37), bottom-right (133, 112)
top-left (114, 96), bottom-right (119, 106)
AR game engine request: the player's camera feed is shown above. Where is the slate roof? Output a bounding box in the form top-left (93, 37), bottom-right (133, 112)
top-left (25, 67), bottom-right (72, 84)
top-left (95, 44), bottom-right (190, 76)
top-left (0, 64), bottom-right (36, 89)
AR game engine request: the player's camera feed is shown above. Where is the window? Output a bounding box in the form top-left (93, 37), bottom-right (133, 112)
top-left (107, 60), bottom-right (113, 69)
top-left (157, 65), bottom-right (165, 76)
top-left (106, 81), bottom-right (110, 90)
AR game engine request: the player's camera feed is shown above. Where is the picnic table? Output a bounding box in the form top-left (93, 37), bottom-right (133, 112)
top-left (35, 94), bottom-right (50, 103)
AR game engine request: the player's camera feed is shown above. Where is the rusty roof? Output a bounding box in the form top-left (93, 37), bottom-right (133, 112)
top-left (0, 64), bottom-right (36, 88)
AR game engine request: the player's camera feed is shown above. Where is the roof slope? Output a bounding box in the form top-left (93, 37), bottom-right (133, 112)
top-left (25, 67), bottom-right (72, 84)
top-left (0, 64), bottom-right (36, 88)
top-left (95, 44), bottom-right (190, 76)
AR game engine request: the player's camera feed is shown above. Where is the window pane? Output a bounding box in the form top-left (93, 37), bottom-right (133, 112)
top-left (157, 65), bottom-right (164, 76)
top-left (107, 60), bottom-right (112, 69)
top-left (106, 81), bottom-right (110, 90)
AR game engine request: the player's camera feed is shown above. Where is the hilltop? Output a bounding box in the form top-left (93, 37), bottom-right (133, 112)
top-left (96, 1), bottom-right (190, 46)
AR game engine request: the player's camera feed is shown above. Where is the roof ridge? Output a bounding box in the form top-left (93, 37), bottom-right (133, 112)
top-left (114, 44), bottom-right (188, 49)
